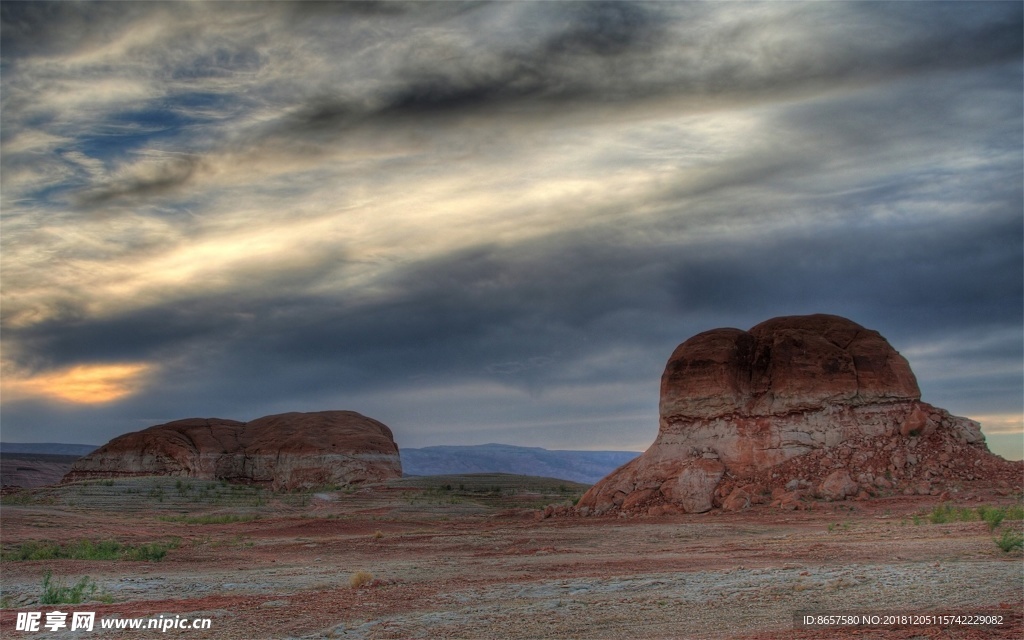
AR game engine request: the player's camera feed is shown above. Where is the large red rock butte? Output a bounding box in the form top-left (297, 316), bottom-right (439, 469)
top-left (62, 411), bottom-right (402, 491)
top-left (577, 314), bottom-right (1021, 516)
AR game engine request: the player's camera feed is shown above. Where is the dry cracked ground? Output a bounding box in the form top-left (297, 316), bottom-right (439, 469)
top-left (1, 475), bottom-right (1021, 639)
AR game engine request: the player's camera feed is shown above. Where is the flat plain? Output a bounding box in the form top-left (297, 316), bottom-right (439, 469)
top-left (1, 475), bottom-right (1021, 639)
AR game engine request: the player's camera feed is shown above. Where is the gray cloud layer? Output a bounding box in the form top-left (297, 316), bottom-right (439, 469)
top-left (1, 2), bottom-right (1021, 457)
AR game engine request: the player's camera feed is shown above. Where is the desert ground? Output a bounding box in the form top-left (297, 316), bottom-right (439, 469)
top-left (1, 475), bottom-right (1021, 639)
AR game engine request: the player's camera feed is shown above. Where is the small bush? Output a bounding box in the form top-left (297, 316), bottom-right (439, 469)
top-left (995, 529), bottom-right (1023, 553)
top-left (175, 479), bottom-right (194, 496)
top-left (349, 570), bottom-right (374, 589)
top-left (978, 506), bottom-right (1006, 531)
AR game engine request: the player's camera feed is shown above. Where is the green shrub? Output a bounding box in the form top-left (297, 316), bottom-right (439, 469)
top-left (995, 529), bottom-right (1023, 553)
top-left (978, 506), bottom-right (1006, 531)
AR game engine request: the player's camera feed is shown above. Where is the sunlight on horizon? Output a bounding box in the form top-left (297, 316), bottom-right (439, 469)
top-left (2, 362), bottom-right (154, 404)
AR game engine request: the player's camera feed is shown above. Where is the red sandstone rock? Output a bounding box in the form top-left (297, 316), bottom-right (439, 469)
top-left (721, 487), bottom-right (751, 511)
top-left (647, 504), bottom-right (681, 517)
top-left (658, 459), bottom-right (724, 513)
top-left (818, 469), bottom-right (859, 501)
top-left (659, 314), bottom-right (920, 423)
top-left (62, 411), bottom-right (402, 490)
top-left (578, 314), bottom-right (1020, 516)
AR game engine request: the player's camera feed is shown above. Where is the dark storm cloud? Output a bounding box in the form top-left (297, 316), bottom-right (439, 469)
top-left (0, 0), bottom-right (146, 58)
top-left (1, 2), bottom-right (1020, 454)
top-left (280, 1), bottom-right (433, 19)
top-left (44, 1), bottom-right (1021, 206)
top-left (276, 0), bottom-right (1021, 127)
top-left (7, 196), bottom-right (1018, 406)
top-left (273, 2), bottom-right (667, 130)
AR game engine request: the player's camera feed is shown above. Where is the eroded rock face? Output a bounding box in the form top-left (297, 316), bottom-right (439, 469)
top-left (578, 314), bottom-right (1017, 516)
top-left (62, 411), bottom-right (402, 490)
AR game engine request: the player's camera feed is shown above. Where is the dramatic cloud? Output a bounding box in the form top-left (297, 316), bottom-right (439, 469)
top-left (1, 1), bottom-right (1020, 459)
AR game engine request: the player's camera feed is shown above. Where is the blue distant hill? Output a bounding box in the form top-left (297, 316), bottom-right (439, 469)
top-left (0, 442), bottom-right (98, 456)
top-left (401, 443), bottom-right (639, 484)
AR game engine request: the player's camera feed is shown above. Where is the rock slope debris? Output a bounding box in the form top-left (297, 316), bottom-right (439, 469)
top-left (62, 411), bottom-right (401, 490)
top-left (578, 314), bottom-right (1021, 516)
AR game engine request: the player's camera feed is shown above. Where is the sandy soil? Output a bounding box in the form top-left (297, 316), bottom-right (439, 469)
top-left (0, 477), bottom-right (1021, 639)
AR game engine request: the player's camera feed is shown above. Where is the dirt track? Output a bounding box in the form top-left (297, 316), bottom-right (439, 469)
top-left (1, 477), bottom-right (1021, 639)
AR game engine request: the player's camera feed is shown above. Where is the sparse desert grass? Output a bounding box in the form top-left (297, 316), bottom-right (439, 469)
top-left (921, 503), bottom-right (1024, 528)
top-left (158, 513), bottom-right (260, 525)
top-left (211, 535), bottom-right (255, 549)
top-left (928, 504), bottom-right (977, 524)
top-left (0, 491), bottom-right (55, 506)
top-left (916, 502), bottom-right (1024, 553)
top-left (122, 540), bottom-right (180, 561)
top-left (405, 486), bottom-right (467, 506)
top-left (349, 570), bottom-right (374, 589)
top-left (39, 571), bottom-right (112, 605)
top-left (66, 477), bottom-right (272, 509)
top-left (83, 479), bottom-right (116, 487)
top-left (390, 474), bottom-right (589, 509)
top-left (1, 538), bottom-right (180, 562)
top-left (188, 534), bottom-right (254, 550)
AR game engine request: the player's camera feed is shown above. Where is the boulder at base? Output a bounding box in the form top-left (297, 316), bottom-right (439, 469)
top-left (62, 411), bottom-right (401, 491)
top-left (578, 314), bottom-right (1021, 515)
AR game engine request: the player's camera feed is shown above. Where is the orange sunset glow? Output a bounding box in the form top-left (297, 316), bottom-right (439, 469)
top-left (3, 363), bottom-right (153, 404)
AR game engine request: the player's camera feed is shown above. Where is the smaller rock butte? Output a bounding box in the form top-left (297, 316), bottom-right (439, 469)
top-left (577, 314), bottom-right (1022, 517)
top-left (62, 411), bottom-right (402, 491)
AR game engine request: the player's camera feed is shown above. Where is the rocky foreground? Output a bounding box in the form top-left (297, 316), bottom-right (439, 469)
top-left (1, 478), bottom-right (1020, 639)
top-left (62, 411), bottom-right (402, 491)
top-left (578, 314), bottom-right (1022, 517)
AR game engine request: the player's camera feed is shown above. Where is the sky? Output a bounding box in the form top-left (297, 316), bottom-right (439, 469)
top-left (1, 1), bottom-right (1021, 460)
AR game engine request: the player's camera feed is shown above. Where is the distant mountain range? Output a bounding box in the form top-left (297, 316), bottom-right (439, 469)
top-left (0, 441), bottom-right (637, 485)
top-left (0, 442), bottom-right (100, 456)
top-left (401, 443), bottom-right (638, 484)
